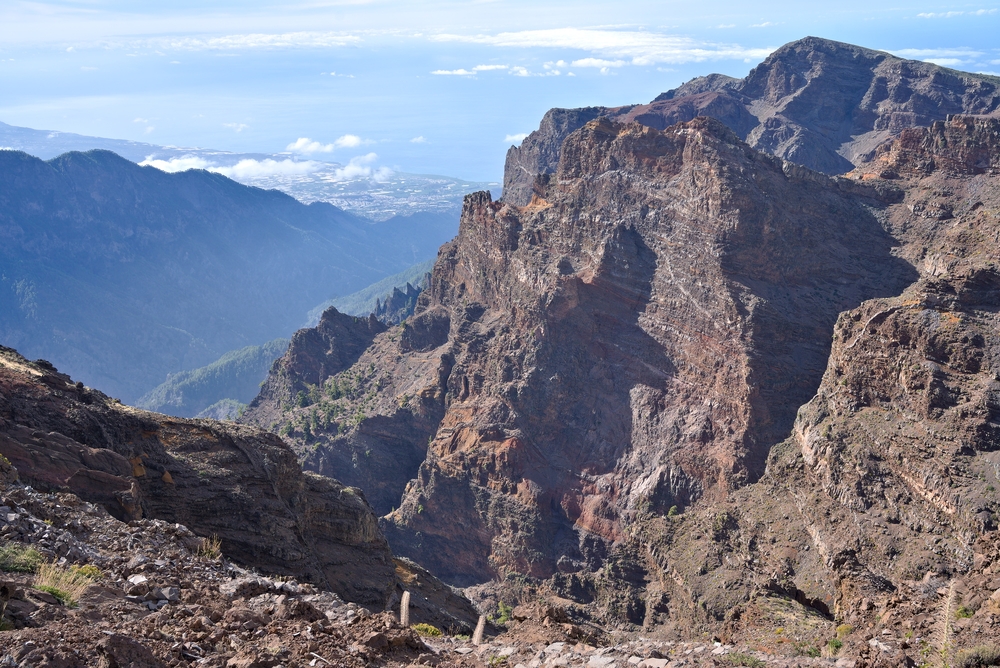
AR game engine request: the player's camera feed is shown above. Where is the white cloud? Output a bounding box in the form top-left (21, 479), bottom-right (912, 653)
top-left (918, 8), bottom-right (996, 17)
top-left (505, 133), bottom-right (528, 143)
top-left (430, 28), bottom-right (773, 66)
top-left (213, 158), bottom-right (323, 179)
top-left (133, 117), bottom-right (149, 123)
top-left (510, 66), bottom-right (529, 76)
top-left (570, 58), bottom-right (627, 68)
top-left (286, 134), bottom-right (368, 153)
top-left (140, 155), bottom-right (214, 172)
top-left (326, 153), bottom-right (393, 181)
top-left (716, 24), bottom-right (736, 29)
top-left (410, 136), bottom-right (427, 143)
top-left (146, 32), bottom-right (362, 51)
top-left (750, 22), bottom-right (775, 28)
top-left (473, 64), bottom-right (508, 71)
top-left (891, 48), bottom-right (985, 64)
top-left (223, 122), bottom-right (248, 132)
top-left (144, 126), bottom-right (154, 135)
top-left (140, 155), bottom-right (325, 179)
top-left (432, 68), bottom-right (475, 75)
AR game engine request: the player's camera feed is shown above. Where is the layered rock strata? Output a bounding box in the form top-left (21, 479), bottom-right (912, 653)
top-left (247, 116), bottom-right (919, 586)
top-left (0, 346), bottom-right (395, 606)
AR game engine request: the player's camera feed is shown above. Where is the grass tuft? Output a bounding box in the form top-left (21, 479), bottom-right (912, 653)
top-left (34, 562), bottom-right (96, 607)
top-left (722, 652), bottom-right (765, 667)
top-left (0, 542), bottom-right (43, 573)
top-left (196, 534), bottom-right (222, 559)
top-left (956, 645), bottom-right (1000, 668)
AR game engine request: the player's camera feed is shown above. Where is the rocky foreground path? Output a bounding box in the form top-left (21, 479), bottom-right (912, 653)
top-left (0, 474), bottom-right (882, 668)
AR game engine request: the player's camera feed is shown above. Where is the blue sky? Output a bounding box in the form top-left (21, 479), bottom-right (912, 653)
top-left (1, 1), bottom-right (998, 181)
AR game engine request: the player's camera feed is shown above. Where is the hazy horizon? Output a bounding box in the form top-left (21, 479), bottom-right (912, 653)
top-left (1, 0), bottom-right (998, 182)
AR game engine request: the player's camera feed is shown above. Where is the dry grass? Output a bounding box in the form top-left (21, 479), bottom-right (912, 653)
top-left (34, 562), bottom-right (96, 607)
top-left (956, 645), bottom-right (1000, 668)
top-left (197, 534), bottom-right (222, 559)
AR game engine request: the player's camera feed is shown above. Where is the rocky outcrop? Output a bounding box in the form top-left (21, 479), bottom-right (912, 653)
top-left (374, 279), bottom-right (426, 325)
top-left (503, 36), bottom-right (1000, 205)
top-left (243, 308), bottom-right (386, 431)
top-left (252, 116), bottom-right (918, 586)
top-left (0, 346), bottom-right (396, 607)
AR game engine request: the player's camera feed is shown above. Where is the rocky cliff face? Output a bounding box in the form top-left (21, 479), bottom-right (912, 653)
top-left (502, 36), bottom-right (1000, 205)
top-left (581, 115), bottom-right (1000, 652)
top-left (0, 346), bottom-right (396, 607)
top-left (245, 103), bottom-right (1000, 660)
top-left (248, 116), bottom-right (921, 587)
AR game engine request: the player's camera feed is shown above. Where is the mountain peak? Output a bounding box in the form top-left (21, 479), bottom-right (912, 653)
top-left (502, 36), bottom-right (1000, 205)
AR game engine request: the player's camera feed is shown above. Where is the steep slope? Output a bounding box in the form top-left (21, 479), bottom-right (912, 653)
top-left (0, 345), bottom-right (396, 607)
top-left (245, 117), bottom-right (918, 586)
top-left (578, 116), bottom-right (1000, 657)
top-left (136, 338), bottom-right (289, 418)
top-left (503, 36), bottom-right (1000, 205)
top-left (0, 149), bottom-right (456, 402)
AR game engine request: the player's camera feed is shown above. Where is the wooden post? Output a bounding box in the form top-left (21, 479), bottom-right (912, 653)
top-left (472, 614), bottom-right (486, 646)
top-left (400, 590), bottom-right (410, 627)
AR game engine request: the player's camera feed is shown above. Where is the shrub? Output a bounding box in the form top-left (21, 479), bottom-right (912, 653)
top-left (723, 653), bottom-right (765, 667)
top-left (70, 564), bottom-right (102, 579)
top-left (496, 601), bottom-right (512, 625)
top-left (837, 624), bottom-right (854, 639)
top-left (35, 562), bottom-right (96, 607)
top-left (197, 534), bottom-right (222, 559)
top-left (956, 645), bottom-right (1000, 668)
top-left (956, 605), bottom-right (975, 619)
top-left (827, 638), bottom-right (843, 653)
top-left (0, 542), bottom-right (43, 573)
top-left (411, 623), bottom-right (442, 637)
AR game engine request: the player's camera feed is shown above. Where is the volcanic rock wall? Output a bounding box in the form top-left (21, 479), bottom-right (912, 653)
top-left (249, 117), bottom-right (920, 586)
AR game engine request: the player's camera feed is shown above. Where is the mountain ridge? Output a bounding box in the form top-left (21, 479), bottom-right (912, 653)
top-left (502, 36), bottom-right (1000, 205)
top-left (0, 148), bottom-right (457, 402)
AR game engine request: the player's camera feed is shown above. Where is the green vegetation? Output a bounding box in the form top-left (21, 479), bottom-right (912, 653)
top-left (827, 638), bottom-right (843, 652)
top-left (722, 653), bottom-right (765, 667)
top-left (138, 339), bottom-right (289, 417)
top-left (837, 624), bottom-right (854, 639)
top-left (71, 564), bottom-right (102, 579)
top-left (0, 542), bottom-right (43, 573)
top-left (411, 623), bottom-right (442, 637)
top-left (955, 644), bottom-right (1000, 668)
top-left (495, 601), bottom-right (512, 625)
top-left (956, 605), bottom-right (975, 619)
top-left (306, 259), bottom-right (435, 325)
top-left (35, 561), bottom-right (97, 607)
